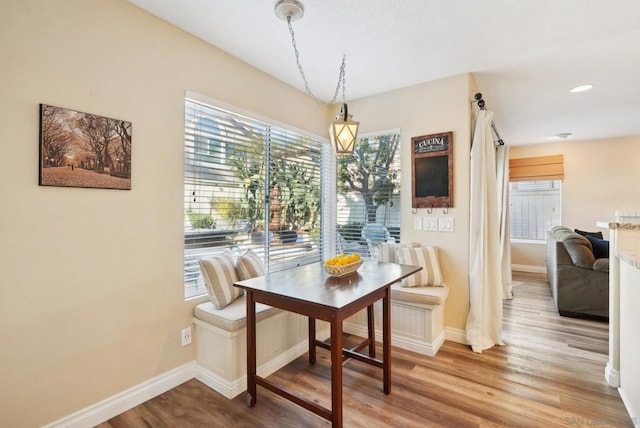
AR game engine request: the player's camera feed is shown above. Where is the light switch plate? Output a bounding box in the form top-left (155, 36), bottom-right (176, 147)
top-left (438, 217), bottom-right (454, 232)
top-left (414, 216), bottom-right (423, 230)
top-left (423, 217), bottom-right (438, 231)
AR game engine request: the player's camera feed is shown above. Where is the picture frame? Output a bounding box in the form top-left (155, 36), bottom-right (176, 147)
top-left (411, 131), bottom-right (453, 209)
top-left (39, 104), bottom-right (132, 190)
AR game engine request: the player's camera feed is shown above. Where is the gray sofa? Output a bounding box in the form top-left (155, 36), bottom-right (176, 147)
top-left (546, 226), bottom-right (609, 319)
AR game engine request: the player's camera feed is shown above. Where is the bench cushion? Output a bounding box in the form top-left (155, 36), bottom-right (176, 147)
top-left (194, 297), bottom-right (282, 332)
top-left (391, 282), bottom-right (449, 305)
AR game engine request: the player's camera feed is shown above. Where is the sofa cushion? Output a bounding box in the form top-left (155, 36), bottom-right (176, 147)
top-left (236, 249), bottom-right (265, 280)
top-left (562, 234), bottom-right (596, 268)
top-left (395, 246), bottom-right (443, 287)
top-left (198, 252), bottom-right (242, 310)
top-left (574, 228), bottom-right (604, 239)
top-left (586, 235), bottom-right (610, 259)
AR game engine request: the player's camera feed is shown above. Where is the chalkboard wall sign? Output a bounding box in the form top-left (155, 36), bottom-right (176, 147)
top-left (411, 131), bottom-right (453, 209)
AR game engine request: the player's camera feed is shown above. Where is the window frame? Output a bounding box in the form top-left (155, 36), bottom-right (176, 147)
top-left (509, 179), bottom-right (562, 244)
top-left (335, 129), bottom-right (402, 259)
top-left (183, 92), bottom-right (333, 299)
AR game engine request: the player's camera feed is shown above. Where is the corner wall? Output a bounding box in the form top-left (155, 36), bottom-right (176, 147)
top-left (0, 1), bottom-right (326, 426)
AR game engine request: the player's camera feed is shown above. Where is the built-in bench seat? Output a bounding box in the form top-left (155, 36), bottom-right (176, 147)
top-left (193, 296), bottom-right (329, 399)
top-left (194, 297), bottom-right (299, 399)
top-left (343, 283), bottom-right (448, 357)
top-left (191, 249), bottom-right (329, 399)
top-left (343, 242), bottom-right (449, 356)
top-left (193, 243), bottom-right (447, 402)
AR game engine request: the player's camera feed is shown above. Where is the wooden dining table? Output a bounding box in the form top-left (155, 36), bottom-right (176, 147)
top-left (234, 260), bottom-right (422, 428)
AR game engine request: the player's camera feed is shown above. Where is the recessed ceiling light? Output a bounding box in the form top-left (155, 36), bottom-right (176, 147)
top-left (570, 84), bottom-right (593, 93)
top-left (556, 133), bottom-right (572, 139)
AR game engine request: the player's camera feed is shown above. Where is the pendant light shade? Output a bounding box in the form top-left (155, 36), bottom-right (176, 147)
top-left (330, 103), bottom-right (359, 156)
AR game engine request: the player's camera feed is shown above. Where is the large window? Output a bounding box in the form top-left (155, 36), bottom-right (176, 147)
top-left (509, 180), bottom-right (561, 242)
top-left (336, 131), bottom-right (401, 259)
top-left (184, 97), bottom-right (329, 298)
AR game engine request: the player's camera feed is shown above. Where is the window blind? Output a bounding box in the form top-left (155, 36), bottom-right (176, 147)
top-left (184, 98), bottom-right (328, 298)
top-left (509, 180), bottom-right (561, 241)
top-left (336, 132), bottom-right (401, 259)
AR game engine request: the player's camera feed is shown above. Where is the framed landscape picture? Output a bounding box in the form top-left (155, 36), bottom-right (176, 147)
top-left (39, 104), bottom-right (132, 190)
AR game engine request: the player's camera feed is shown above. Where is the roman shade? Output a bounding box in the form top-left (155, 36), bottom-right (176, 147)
top-left (509, 155), bottom-right (564, 182)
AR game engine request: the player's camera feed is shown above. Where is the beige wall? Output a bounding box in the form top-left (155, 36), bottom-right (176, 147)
top-left (1, 1), bottom-right (478, 425)
top-left (0, 1), bottom-right (327, 426)
top-left (348, 73), bottom-right (473, 332)
top-left (510, 136), bottom-right (640, 268)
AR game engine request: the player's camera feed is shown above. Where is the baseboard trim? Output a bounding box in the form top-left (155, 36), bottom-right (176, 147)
top-left (512, 264), bottom-right (546, 274)
top-left (45, 324), bottom-right (463, 427)
top-left (617, 386), bottom-right (638, 426)
top-left (196, 339), bottom-right (309, 399)
top-left (605, 363), bottom-right (621, 388)
top-left (445, 327), bottom-right (469, 345)
top-left (343, 322), bottom-right (445, 357)
top-left (43, 362), bottom-right (196, 428)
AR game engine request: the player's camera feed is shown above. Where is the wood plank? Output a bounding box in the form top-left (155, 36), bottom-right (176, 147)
top-left (99, 275), bottom-right (633, 427)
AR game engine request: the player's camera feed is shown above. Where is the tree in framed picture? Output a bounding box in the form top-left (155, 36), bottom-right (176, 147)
top-left (39, 104), bottom-right (132, 190)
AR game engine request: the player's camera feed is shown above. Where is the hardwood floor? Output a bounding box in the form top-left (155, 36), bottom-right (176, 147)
top-left (98, 275), bottom-right (632, 427)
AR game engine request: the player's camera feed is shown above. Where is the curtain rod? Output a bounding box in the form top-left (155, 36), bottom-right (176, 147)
top-left (473, 92), bottom-right (505, 146)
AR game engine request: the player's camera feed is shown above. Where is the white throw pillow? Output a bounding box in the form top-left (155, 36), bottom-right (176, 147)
top-left (236, 249), bottom-right (266, 280)
top-left (198, 252), bottom-right (242, 309)
top-left (395, 246), bottom-right (444, 287)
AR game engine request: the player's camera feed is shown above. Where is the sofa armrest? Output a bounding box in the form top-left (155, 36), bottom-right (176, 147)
top-left (593, 258), bottom-right (610, 273)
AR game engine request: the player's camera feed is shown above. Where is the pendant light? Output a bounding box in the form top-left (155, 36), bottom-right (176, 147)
top-left (275, 0), bottom-right (359, 156)
top-left (330, 103), bottom-right (359, 156)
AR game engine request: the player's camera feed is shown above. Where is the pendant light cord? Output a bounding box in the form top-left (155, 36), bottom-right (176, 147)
top-left (286, 16), bottom-right (346, 106)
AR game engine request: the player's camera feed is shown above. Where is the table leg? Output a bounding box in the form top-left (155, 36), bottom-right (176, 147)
top-left (330, 316), bottom-right (344, 427)
top-left (308, 317), bottom-right (316, 364)
top-left (383, 288), bottom-right (391, 394)
top-left (367, 304), bottom-right (376, 358)
top-left (246, 290), bottom-right (257, 406)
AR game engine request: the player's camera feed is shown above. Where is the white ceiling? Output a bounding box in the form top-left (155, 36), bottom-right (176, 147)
top-left (128, 0), bottom-right (640, 145)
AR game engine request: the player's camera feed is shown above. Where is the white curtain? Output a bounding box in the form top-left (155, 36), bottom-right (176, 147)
top-left (466, 110), bottom-right (505, 353)
top-left (496, 145), bottom-right (513, 299)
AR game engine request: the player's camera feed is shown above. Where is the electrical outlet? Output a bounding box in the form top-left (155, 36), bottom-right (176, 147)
top-left (181, 326), bottom-right (192, 346)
